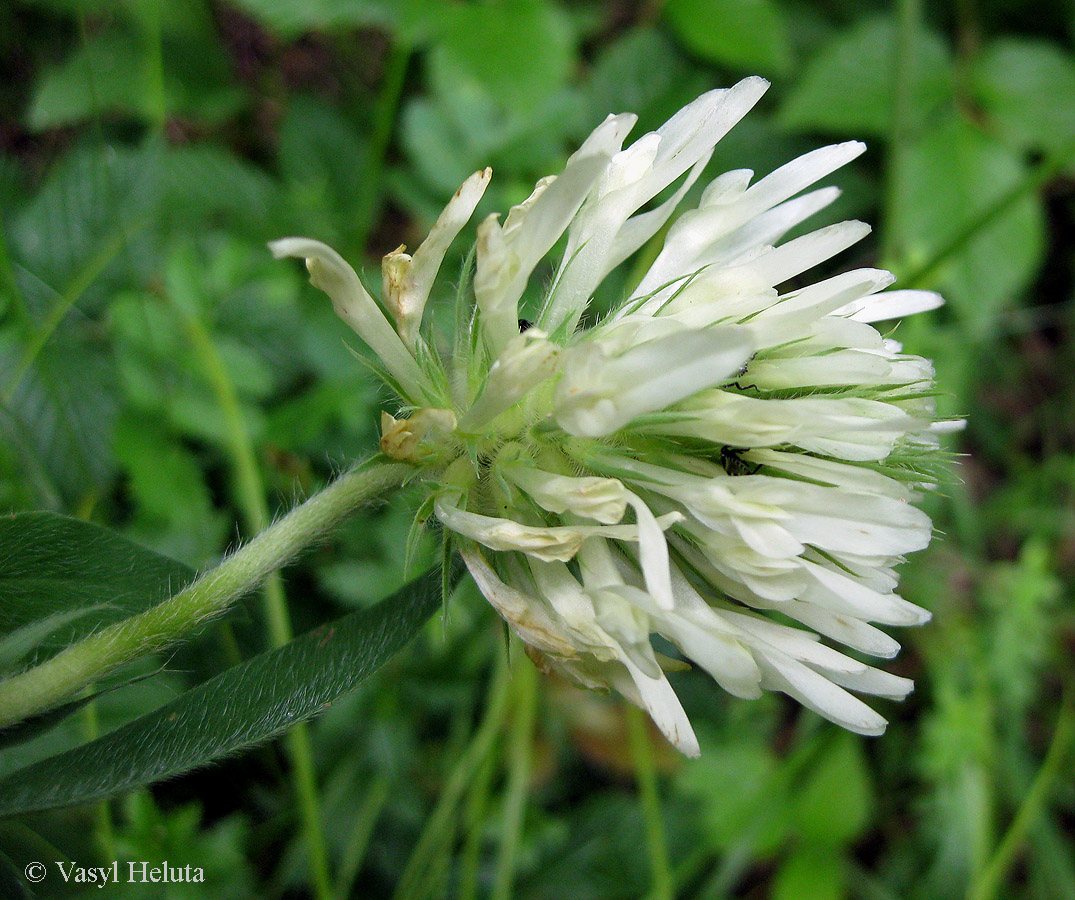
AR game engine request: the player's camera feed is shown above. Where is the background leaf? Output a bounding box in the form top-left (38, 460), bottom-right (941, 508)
top-left (427, 0), bottom-right (575, 114)
top-left (663, 0), bottom-right (792, 75)
top-left (779, 15), bottom-right (952, 135)
top-left (891, 113), bottom-right (1045, 336)
top-left (971, 37), bottom-right (1075, 155)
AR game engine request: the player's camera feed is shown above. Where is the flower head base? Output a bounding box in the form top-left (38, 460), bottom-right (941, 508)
top-left (272, 78), bottom-right (955, 756)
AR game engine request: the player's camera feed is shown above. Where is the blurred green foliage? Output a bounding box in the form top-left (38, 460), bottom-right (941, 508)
top-left (1, 0), bottom-right (1074, 898)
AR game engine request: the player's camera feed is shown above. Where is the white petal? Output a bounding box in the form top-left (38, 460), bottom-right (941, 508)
top-left (719, 187), bottom-right (844, 262)
top-left (784, 604), bottom-right (902, 658)
top-left (744, 350), bottom-right (899, 390)
top-left (635, 187), bottom-right (842, 304)
top-left (600, 153), bottom-right (710, 277)
top-left (743, 448), bottom-right (915, 500)
top-left (654, 390), bottom-right (921, 462)
top-left (555, 326), bottom-right (755, 437)
top-left (526, 559), bottom-right (633, 664)
top-left (478, 116), bottom-right (631, 352)
top-left (755, 651), bottom-right (889, 736)
top-left (771, 268), bottom-right (896, 319)
top-left (460, 546), bottom-right (578, 657)
top-left (801, 559), bottom-right (931, 626)
top-left (821, 662), bottom-right (915, 696)
top-left (719, 609), bottom-right (866, 673)
top-left (270, 237), bottom-right (429, 399)
top-left (543, 80), bottom-right (769, 334)
top-left (661, 570), bottom-right (764, 698)
top-left (700, 168), bottom-right (754, 206)
top-left (737, 141), bottom-right (865, 220)
top-left (434, 496), bottom-right (680, 562)
top-left (458, 330), bottom-right (562, 430)
top-left (614, 656), bottom-right (700, 757)
top-left (820, 664), bottom-right (914, 700)
top-left (625, 492), bottom-right (675, 610)
top-left (836, 289), bottom-right (945, 322)
top-left (403, 168), bottom-right (491, 337)
top-left (504, 465), bottom-right (628, 525)
top-left (746, 220), bottom-right (872, 288)
top-left (930, 418), bottom-right (967, 434)
top-left (647, 78), bottom-right (769, 192)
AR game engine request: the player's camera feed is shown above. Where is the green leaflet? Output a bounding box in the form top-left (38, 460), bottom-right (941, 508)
top-left (0, 563), bottom-right (451, 817)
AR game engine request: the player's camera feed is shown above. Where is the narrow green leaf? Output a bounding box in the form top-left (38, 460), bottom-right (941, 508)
top-left (0, 564), bottom-right (451, 817)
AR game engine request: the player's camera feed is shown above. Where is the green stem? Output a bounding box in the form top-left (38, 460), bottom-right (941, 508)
top-left (336, 773), bottom-right (392, 900)
top-left (284, 728), bottom-right (334, 900)
top-left (644, 846), bottom-right (710, 900)
top-left (177, 306), bottom-right (334, 900)
top-left (140, 0), bottom-right (166, 134)
top-left (2, 224), bottom-right (138, 404)
top-left (901, 141), bottom-right (1075, 290)
top-left (392, 647), bottom-right (512, 900)
top-left (0, 460), bottom-right (410, 729)
top-left (881, 0), bottom-right (921, 267)
top-left (458, 742), bottom-right (498, 900)
top-left (626, 705), bottom-right (674, 900)
top-left (353, 39), bottom-right (411, 253)
top-left (967, 692), bottom-right (1075, 900)
top-left (491, 656), bottom-right (538, 900)
top-left (174, 294), bottom-right (299, 655)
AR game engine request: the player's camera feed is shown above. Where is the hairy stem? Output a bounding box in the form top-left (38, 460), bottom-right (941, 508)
top-left (177, 283), bottom-right (335, 900)
top-left (0, 461), bottom-right (410, 729)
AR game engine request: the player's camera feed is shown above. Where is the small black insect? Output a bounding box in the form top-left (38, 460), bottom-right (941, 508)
top-left (518, 318), bottom-right (533, 332)
top-left (720, 446), bottom-right (760, 476)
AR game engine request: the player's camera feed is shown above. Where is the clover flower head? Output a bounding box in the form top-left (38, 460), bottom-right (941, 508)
top-left (272, 77), bottom-right (955, 756)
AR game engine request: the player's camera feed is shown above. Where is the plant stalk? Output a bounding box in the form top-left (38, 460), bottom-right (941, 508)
top-left (967, 691), bottom-right (1075, 900)
top-left (0, 461), bottom-right (410, 729)
top-left (627, 705), bottom-right (674, 900)
top-left (880, 0), bottom-right (921, 267)
top-left (491, 655), bottom-right (538, 900)
top-left (177, 280), bottom-right (335, 899)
